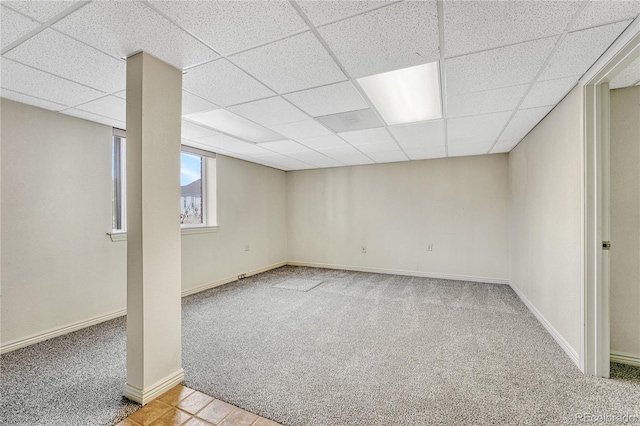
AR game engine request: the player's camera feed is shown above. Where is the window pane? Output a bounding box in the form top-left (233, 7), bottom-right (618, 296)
top-left (112, 135), bottom-right (126, 231)
top-left (180, 152), bottom-right (203, 226)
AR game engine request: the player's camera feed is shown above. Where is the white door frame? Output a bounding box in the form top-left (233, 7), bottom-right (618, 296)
top-left (582, 21), bottom-right (639, 377)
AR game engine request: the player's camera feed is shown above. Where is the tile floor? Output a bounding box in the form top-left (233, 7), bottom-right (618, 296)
top-left (116, 385), bottom-right (281, 426)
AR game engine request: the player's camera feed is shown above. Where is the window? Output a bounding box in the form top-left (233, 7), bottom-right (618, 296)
top-left (112, 129), bottom-right (126, 232)
top-left (180, 152), bottom-right (204, 226)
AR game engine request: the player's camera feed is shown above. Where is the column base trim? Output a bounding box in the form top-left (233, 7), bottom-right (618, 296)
top-left (124, 369), bottom-right (185, 405)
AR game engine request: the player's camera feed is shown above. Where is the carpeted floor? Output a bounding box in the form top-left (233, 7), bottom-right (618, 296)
top-left (1, 266), bottom-right (639, 425)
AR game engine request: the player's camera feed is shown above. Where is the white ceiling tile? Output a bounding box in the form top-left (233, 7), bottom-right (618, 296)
top-left (258, 155), bottom-right (314, 170)
top-left (572, 1), bottom-right (640, 30)
top-left (447, 84), bottom-right (528, 118)
top-left (338, 127), bottom-right (393, 145)
top-left (149, 1), bottom-right (306, 55)
top-left (269, 119), bottom-right (332, 139)
top-left (499, 106), bottom-right (553, 142)
top-left (368, 150), bottom-right (408, 163)
top-left (448, 142), bottom-right (495, 157)
top-left (446, 37), bottom-right (557, 96)
top-left (228, 97), bottom-right (309, 127)
top-left (447, 111), bottom-right (512, 145)
top-left (491, 139), bottom-right (521, 153)
top-left (1, 87), bottom-right (67, 111)
top-left (113, 91), bottom-right (126, 100)
top-left (259, 140), bottom-right (310, 154)
top-left (444, 1), bottom-right (580, 57)
top-left (182, 120), bottom-right (219, 140)
top-left (540, 21), bottom-right (631, 80)
top-left (52, 1), bottom-right (218, 70)
top-left (610, 56), bottom-right (640, 89)
top-left (5, 29), bottom-right (126, 93)
top-left (3, 1), bottom-right (76, 22)
top-left (404, 147), bottom-right (447, 160)
top-left (520, 76), bottom-right (579, 108)
top-left (1, 58), bottom-right (104, 106)
top-left (60, 108), bottom-right (125, 129)
top-left (183, 59), bottom-right (274, 107)
top-left (356, 140), bottom-right (400, 154)
top-left (388, 121), bottom-right (445, 150)
top-left (182, 90), bottom-right (218, 115)
top-left (297, 1), bottom-right (394, 26)
top-left (296, 134), bottom-right (349, 150)
top-left (230, 32), bottom-right (346, 93)
top-left (332, 155), bottom-right (375, 166)
top-left (193, 134), bottom-right (268, 155)
top-left (317, 1), bottom-right (439, 78)
top-left (286, 149), bottom-right (334, 165)
top-left (75, 96), bottom-right (125, 122)
top-left (283, 81), bottom-right (368, 117)
top-left (1, 5), bottom-right (39, 49)
top-left (316, 145), bottom-right (374, 165)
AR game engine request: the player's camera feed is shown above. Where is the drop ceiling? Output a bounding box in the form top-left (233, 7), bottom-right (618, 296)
top-left (1, 0), bottom-right (639, 171)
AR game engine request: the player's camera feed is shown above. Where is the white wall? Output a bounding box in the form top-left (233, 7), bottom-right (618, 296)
top-left (609, 86), bottom-right (640, 360)
top-left (0, 99), bottom-right (288, 349)
top-left (508, 86), bottom-right (583, 363)
top-left (286, 154), bottom-right (509, 282)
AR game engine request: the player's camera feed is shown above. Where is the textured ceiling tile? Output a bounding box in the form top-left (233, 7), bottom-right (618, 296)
top-left (317, 1), bottom-right (439, 78)
top-left (491, 139), bottom-right (521, 153)
top-left (284, 81), bottom-right (368, 116)
top-left (404, 147), bottom-right (447, 160)
top-left (446, 84), bottom-right (528, 118)
top-left (60, 108), bottom-right (125, 128)
top-left (447, 111), bottom-right (512, 145)
top-left (572, 0), bottom-right (640, 30)
top-left (388, 121), bottom-right (445, 150)
top-left (297, 1), bottom-right (394, 26)
top-left (338, 127), bottom-right (394, 145)
top-left (1, 5), bottom-right (39, 48)
top-left (297, 134), bottom-right (349, 150)
top-left (228, 97), bottom-right (309, 127)
top-left (1, 58), bottom-right (104, 106)
top-left (540, 21), bottom-right (631, 80)
top-left (76, 96), bottom-right (125, 122)
top-left (286, 149), bottom-right (334, 164)
top-left (259, 140), bottom-right (310, 154)
top-left (230, 32), bottom-right (346, 93)
top-left (269, 118), bottom-right (332, 140)
top-left (258, 155), bottom-right (313, 170)
top-left (444, 1), bottom-right (580, 57)
top-left (520, 76), bottom-right (579, 108)
top-left (446, 37), bottom-right (557, 96)
top-left (367, 150), bottom-right (408, 163)
top-left (1, 87), bottom-right (67, 111)
top-left (448, 141), bottom-right (495, 157)
top-left (149, 1), bottom-right (306, 55)
top-left (193, 134), bottom-right (269, 156)
top-left (499, 106), bottom-right (552, 142)
top-left (610, 56), bottom-right (640, 89)
top-left (182, 91), bottom-right (218, 115)
top-left (182, 120), bottom-right (219, 140)
top-left (2, 1), bottom-right (76, 22)
top-left (356, 140), bottom-right (400, 154)
top-left (52, 1), bottom-right (218, 69)
top-left (5, 29), bottom-right (126, 93)
top-left (316, 145), bottom-right (374, 165)
top-left (183, 59), bottom-right (274, 107)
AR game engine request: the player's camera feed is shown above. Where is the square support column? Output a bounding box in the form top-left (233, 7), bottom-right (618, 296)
top-left (124, 52), bottom-right (184, 405)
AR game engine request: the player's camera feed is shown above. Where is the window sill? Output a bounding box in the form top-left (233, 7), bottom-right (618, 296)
top-left (107, 226), bottom-right (219, 242)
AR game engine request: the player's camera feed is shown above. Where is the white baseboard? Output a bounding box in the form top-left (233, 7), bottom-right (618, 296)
top-left (124, 369), bottom-right (185, 405)
top-left (1, 261), bottom-right (288, 354)
top-left (180, 261), bottom-right (287, 297)
top-left (509, 282), bottom-right (581, 369)
top-left (611, 351), bottom-right (640, 367)
top-left (287, 261), bottom-right (510, 285)
top-left (0, 309), bottom-right (126, 355)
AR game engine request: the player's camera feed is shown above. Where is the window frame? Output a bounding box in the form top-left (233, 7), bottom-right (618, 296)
top-left (112, 128), bottom-right (127, 234)
top-left (180, 150), bottom-right (206, 229)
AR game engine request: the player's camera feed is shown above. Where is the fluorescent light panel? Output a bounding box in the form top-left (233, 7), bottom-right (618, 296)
top-left (357, 62), bottom-right (442, 126)
top-left (184, 109), bottom-right (284, 143)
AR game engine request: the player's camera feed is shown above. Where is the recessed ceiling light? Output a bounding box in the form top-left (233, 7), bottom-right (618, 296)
top-left (357, 62), bottom-right (442, 126)
top-left (184, 109), bottom-right (284, 143)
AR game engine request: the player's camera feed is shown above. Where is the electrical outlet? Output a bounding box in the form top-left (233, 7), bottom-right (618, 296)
top-left (427, 243), bottom-right (433, 251)
top-left (245, 244), bottom-right (250, 251)
top-left (361, 246), bottom-right (367, 253)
